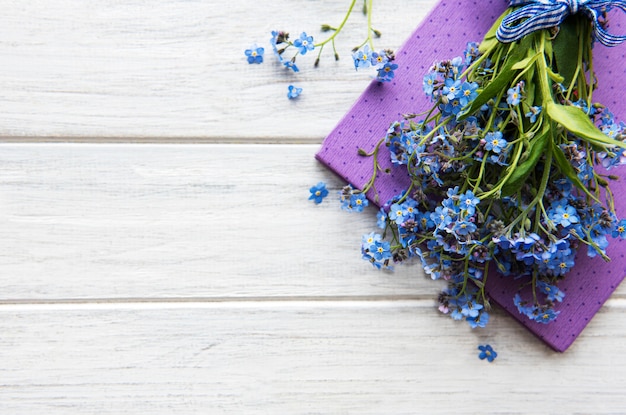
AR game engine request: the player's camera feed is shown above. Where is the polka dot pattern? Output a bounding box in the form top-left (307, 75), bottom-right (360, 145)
top-left (315, 0), bottom-right (626, 352)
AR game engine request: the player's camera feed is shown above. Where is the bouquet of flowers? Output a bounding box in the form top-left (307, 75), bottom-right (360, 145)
top-left (342, 0), bottom-right (626, 328)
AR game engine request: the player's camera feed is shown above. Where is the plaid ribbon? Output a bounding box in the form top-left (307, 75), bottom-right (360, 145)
top-left (497, 0), bottom-right (626, 46)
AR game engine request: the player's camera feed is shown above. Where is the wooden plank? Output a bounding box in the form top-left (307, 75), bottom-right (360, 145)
top-left (0, 0), bottom-right (437, 141)
top-left (1, 301), bottom-right (625, 414)
top-left (0, 143), bottom-right (433, 300)
top-left (2, 143), bottom-right (625, 301)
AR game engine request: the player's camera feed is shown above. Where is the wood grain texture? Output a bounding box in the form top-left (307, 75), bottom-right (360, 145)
top-left (2, 143), bottom-right (625, 302)
top-left (2, 0), bottom-right (626, 413)
top-left (0, 0), bottom-right (435, 141)
top-left (1, 302), bottom-right (626, 415)
top-left (0, 143), bottom-right (432, 300)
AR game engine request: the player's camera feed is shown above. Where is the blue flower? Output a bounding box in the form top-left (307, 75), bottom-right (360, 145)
top-left (461, 297), bottom-right (484, 318)
top-left (600, 108), bottom-right (615, 125)
top-left (441, 98), bottom-right (463, 116)
top-left (283, 60), bottom-right (300, 72)
top-left (293, 32), bottom-right (314, 55)
top-left (245, 45), bottom-right (264, 64)
top-left (575, 162), bottom-right (593, 184)
top-left (453, 219), bottom-right (477, 236)
top-left (388, 202), bottom-right (414, 225)
top-left (467, 311), bottom-right (489, 328)
top-left (587, 231), bottom-right (609, 258)
top-left (270, 30), bottom-right (284, 57)
top-left (361, 233), bottom-right (392, 269)
top-left (550, 204), bottom-right (579, 228)
top-left (340, 186), bottom-right (369, 212)
top-left (377, 62), bottom-right (398, 82)
top-left (361, 232), bottom-right (382, 253)
top-left (443, 78), bottom-right (462, 101)
top-left (534, 308), bottom-right (559, 324)
top-left (525, 106), bottom-right (542, 123)
top-left (371, 240), bottom-right (392, 261)
top-left (537, 280), bottom-right (565, 302)
top-left (513, 293), bottom-right (534, 318)
top-left (512, 233), bottom-right (540, 251)
top-left (417, 211), bottom-right (435, 231)
top-left (613, 219), bottom-right (626, 238)
top-left (308, 182), bottom-right (328, 204)
top-left (370, 50), bottom-right (389, 68)
top-left (459, 81), bottom-right (479, 106)
top-left (506, 85), bottom-right (522, 106)
top-left (451, 56), bottom-right (464, 72)
top-left (287, 85), bottom-right (303, 99)
top-left (459, 190), bottom-right (480, 215)
top-left (478, 344), bottom-right (497, 362)
top-left (431, 206), bottom-right (452, 230)
top-left (423, 72), bottom-right (437, 97)
top-left (376, 208), bottom-right (387, 229)
top-left (464, 42), bottom-right (480, 65)
top-left (552, 255), bottom-right (575, 277)
top-left (353, 45), bottom-right (373, 69)
top-left (484, 131), bottom-right (507, 154)
top-left (350, 193), bottom-right (368, 212)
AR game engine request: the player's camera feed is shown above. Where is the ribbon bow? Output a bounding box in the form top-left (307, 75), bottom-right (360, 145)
top-left (496, 0), bottom-right (626, 46)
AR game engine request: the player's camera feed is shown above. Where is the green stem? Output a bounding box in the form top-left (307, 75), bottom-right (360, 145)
top-left (314, 0), bottom-right (358, 48)
top-left (504, 143), bottom-right (553, 234)
top-left (366, 0), bottom-right (374, 49)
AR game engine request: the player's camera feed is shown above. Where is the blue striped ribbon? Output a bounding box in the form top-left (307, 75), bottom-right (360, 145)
top-left (496, 0), bottom-right (626, 46)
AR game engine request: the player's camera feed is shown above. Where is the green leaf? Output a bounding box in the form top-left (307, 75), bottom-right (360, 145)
top-left (501, 127), bottom-right (550, 196)
top-left (552, 16), bottom-right (582, 88)
top-left (511, 52), bottom-right (540, 70)
top-left (545, 101), bottom-right (626, 149)
top-left (457, 41), bottom-right (530, 121)
top-left (551, 140), bottom-right (600, 202)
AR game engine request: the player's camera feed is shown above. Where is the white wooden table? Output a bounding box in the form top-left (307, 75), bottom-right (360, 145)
top-left (1, 1), bottom-right (625, 413)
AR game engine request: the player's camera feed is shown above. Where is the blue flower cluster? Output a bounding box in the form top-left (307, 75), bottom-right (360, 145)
top-left (422, 45), bottom-right (480, 117)
top-left (361, 232), bottom-right (392, 270)
top-left (340, 185), bottom-right (369, 212)
top-left (349, 40), bottom-right (626, 328)
top-left (352, 45), bottom-right (398, 82)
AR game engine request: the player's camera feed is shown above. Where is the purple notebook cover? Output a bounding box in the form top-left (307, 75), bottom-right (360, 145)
top-left (316, 0), bottom-right (626, 352)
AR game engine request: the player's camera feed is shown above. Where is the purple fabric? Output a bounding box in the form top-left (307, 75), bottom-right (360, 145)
top-left (316, 0), bottom-right (626, 352)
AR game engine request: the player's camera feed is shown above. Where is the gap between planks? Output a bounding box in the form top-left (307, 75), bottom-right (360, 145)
top-left (1, 297), bottom-right (625, 310)
top-left (0, 296), bottom-right (433, 311)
